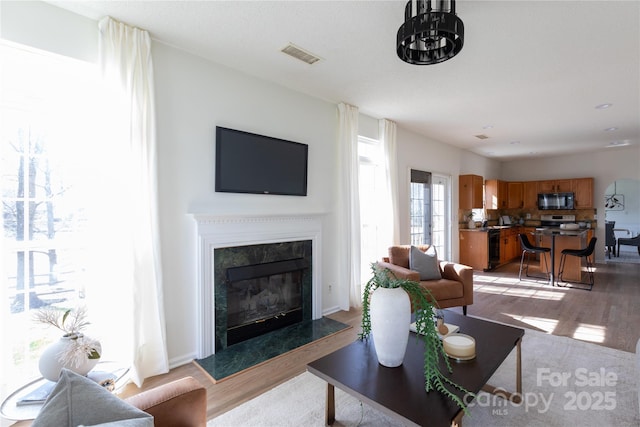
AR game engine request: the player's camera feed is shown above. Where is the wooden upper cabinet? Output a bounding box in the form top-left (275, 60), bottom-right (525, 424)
top-left (459, 174), bottom-right (484, 209)
top-left (485, 179), bottom-right (508, 209)
top-left (481, 177), bottom-right (593, 210)
top-left (537, 180), bottom-right (554, 193)
top-left (572, 177), bottom-right (594, 208)
top-left (507, 182), bottom-right (523, 209)
top-left (499, 180), bottom-right (508, 209)
top-left (555, 179), bottom-right (573, 192)
top-left (538, 179), bottom-right (572, 193)
top-left (523, 181), bottom-right (538, 209)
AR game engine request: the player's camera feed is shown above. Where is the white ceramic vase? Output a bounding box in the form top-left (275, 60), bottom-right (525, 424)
top-left (39, 335), bottom-right (101, 381)
top-left (370, 286), bottom-right (411, 367)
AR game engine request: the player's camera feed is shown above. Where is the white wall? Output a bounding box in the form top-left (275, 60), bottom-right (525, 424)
top-left (603, 179), bottom-right (640, 237)
top-left (151, 43), bottom-right (341, 363)
top-left (460, 150), bottom-right (502, 182)
top-left (0, 0), bottom-right (97, 62)
top-left (501, 146), bottom-right (640, 260)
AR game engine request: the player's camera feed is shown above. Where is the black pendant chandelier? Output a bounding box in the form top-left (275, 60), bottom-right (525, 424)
top-left (397, 0), bottom-right (464, 65)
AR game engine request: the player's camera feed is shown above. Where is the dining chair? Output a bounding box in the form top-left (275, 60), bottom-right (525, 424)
top-left (605, 221), bottom-right (616, 258)
top-left (617, 234), bottom-right (640, 257)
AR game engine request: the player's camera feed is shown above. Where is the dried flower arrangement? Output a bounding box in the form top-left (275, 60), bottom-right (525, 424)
top-left (34, 306), bottom-right (101, 368)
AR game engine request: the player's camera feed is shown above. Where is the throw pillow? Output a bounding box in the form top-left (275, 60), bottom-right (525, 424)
top-left (409, 245), bottom-right (442, 281)
top-left (32, 369), bottom-right (153, 427)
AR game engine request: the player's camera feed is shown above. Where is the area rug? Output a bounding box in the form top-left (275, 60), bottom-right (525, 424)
top-left (208, 328), bottom-right (639, 426)
top-left (195, 317), bottom-right (350, 382)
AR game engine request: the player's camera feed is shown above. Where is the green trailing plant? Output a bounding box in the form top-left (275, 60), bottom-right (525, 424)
top-left (359, 263), bottom-right (473, 414)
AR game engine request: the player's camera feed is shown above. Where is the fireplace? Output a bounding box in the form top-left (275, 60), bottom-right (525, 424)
top-left (214, 240), bottom-right (312, 350)
top-left (193, 214), bottom-right (323, 358)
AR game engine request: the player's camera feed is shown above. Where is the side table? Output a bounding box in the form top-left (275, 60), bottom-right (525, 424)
top-left (1, 361), bottom-right (129, 422)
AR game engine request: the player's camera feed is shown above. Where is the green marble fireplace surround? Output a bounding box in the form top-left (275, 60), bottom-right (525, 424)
top-left (193, 214), bottom-right (324, 359)
top-left (213, 240), bottom-right (313, 351)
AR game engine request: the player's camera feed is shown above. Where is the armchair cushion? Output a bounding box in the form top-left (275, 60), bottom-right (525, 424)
top-left (32, 369), bottom-right (152, 427)
top-left (409, 245), bottom-right (442, 281)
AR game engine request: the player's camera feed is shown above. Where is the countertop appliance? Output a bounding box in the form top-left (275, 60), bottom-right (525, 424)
top-left (537, 192), bottom-right (574, 210)
top-left (540, 214), bottom-right (576, 228)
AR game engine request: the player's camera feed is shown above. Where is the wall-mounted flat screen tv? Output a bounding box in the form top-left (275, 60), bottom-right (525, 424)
top-left (215, 126), bottom-right (308, 196)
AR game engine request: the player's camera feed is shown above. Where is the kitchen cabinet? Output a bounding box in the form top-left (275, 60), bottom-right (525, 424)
top-left (500, 227), bottom-right (521, 263)
top-left (572, 178), bottom-right (593, 208)
top-left (485, 179), bottom-right (508, 209)
top-left (459, 230), bottom-right (489, 270)
top-left (459, 174), bottom-right (484, 209)
top-left (538, 179), bottom-right (572, 193)
top-left (523, 181), bottom-right (538, 209)
top-left (507, 182), bottom-right (523, 209)
top-left (460, 226), bottom-right (526, 271)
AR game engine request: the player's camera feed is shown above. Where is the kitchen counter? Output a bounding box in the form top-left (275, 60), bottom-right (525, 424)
top-left (461, 226), bottom-right (593, 233)
top-left (535, 228), bottom-right (593, 283)
top-left (461, 225), bottom-right (534, 232)
top-left (537, 228), bottom-right (589, 236)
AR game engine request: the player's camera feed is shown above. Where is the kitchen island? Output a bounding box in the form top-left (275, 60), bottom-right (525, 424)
top-left (535, 228), bottom-right (593, 284)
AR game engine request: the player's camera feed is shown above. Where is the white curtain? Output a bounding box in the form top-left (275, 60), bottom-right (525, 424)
top-left (95, 16), bottom-right (168, 386)
top-left (380, 119), bottom-right (400, 245)
top-left (337, 103), bottom-right (362, 308)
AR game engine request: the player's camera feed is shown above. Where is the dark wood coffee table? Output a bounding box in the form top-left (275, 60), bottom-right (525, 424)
top-left (307, 311), bottom-right (524, 427)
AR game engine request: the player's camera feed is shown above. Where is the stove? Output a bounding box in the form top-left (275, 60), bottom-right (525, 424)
top-left (540, 214), bottom-right (576, 227)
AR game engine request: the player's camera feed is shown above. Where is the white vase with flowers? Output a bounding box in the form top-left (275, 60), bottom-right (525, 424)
top-left (34, 306), bottom-right (102, 381)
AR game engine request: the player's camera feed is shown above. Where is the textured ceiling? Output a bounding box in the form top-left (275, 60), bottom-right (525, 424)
top-left (49, 0), bottom-right (640, 161)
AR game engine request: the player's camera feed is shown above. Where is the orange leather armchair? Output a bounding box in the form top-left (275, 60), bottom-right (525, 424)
top-left (377, 245), bottom-right (473, 315)
top-left (125, 376), bottom-right (207, 427)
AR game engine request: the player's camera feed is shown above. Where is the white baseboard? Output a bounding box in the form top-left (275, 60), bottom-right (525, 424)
top-left (322, 305), bottom-right (342, 316)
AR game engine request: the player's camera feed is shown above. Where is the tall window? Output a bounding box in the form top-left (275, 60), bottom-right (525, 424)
top-left (1, 42), bottom-right (101, 397)
top-left (431, 174), bottom-right (450, 259)
top-left (410, 170), bottom-right (450, 259)
top-left (358, 136), bottom-right (387, 282)
top-left (410, 169), bottom-right (432, 245)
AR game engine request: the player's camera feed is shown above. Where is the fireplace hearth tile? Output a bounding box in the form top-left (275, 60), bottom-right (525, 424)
top-left (195, 317), bottom-right (350, 382)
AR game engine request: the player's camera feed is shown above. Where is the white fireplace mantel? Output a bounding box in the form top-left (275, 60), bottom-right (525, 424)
top-left (192, 214), bottom-right (323, 358)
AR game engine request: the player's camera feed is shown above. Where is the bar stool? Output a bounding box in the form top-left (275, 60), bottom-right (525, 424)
top-left (518, 233), bottom-right (551, 282)
top-left (558, 237), bottom-right (597, 291)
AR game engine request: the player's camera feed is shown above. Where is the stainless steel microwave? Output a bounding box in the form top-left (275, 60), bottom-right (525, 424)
top-left (537, 192), bottom-right (575, 210)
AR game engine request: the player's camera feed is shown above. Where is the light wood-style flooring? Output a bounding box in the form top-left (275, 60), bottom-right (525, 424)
top-left (120, 260), bottom-right (640, 422)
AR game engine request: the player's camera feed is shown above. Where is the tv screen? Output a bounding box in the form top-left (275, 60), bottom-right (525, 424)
top-left (215, 126), bottom-right (308, 196)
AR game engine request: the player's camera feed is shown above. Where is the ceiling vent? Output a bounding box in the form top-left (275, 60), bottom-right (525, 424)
top-left (281, 43), bottom-right (321, 65)
top-left (474, 134), bottom-right (490, 140)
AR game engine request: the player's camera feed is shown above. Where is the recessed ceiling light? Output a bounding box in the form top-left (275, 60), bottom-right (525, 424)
top-left (509, 140), bottom-right (521, 145)
top-left (595, 103), bottom-right (613, 110)
top-left (482, 125), bottom-right (494, 130)
top-left (604, 127), bottom-right (618, 132)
